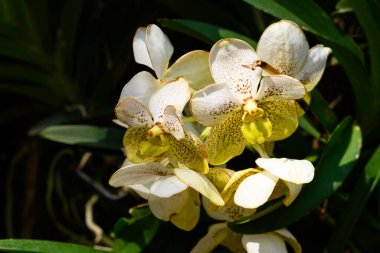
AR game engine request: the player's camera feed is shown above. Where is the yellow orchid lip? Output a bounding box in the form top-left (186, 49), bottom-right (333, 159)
top-left (148, 124), bottom-right (164, 137)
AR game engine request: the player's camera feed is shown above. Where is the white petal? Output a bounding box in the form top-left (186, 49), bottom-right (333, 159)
top-left (234, 171), bottom-right (279, 209)
top-left (295, 45), bottom-right (332, 91)
top-left (210, 39), bottom-right (262, 102)
top-left (190, 223), bottom-right (229, 253)
top-left (109, 163), bottom-right (171, 188)
top-left (242, 233), bottom-right (287, 253)
top-left (133, 27), bottom-right (153, 69)
top-left (150, 175), bottom-right (188, 198)
top-left (190, 83), bottom-right (241, 126)
top-left (257, 20), bottom-right (309, 76)
top-left (282, 181), bottom-right (302, 206)
top-left (164, 50), bottom-right (214, 91)
top-left (148, 77), bottom-right (191, 122)
top-left (274, 228), bottom-right (302, 253)
top-left (129, 183), bottom-right (152, 200)
top-left (175, 168), bottom-right (224, 206)
top-left (146, 24), bottom-right (174, 79)
top-left (255, 75), bottom-right (305, 101)
top-left (119, 71), bottom-right (160, 106)
top-left (149, 189), bottom-right (189, 221)
top-left (256, 158), bottom-right (315, 184)
top-left (115, 98), bottom-right (153, 127)
top-left (161, 105), bottom-right (185, 140)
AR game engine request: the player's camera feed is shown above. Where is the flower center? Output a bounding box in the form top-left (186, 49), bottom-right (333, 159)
top-left (148, 124), bottom-right (164, 138)
top-left (242, 99), bottom-right (263, 118)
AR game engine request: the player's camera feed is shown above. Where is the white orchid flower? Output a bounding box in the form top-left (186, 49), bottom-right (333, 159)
top-left (234, 158), bottom-right (315, 209)
top-left (109, 162), bottom-right (224, 231)
top-left (116, 24), bottom-right (212, 172)
top-left (256, 20), bottom-right (332, 92)
top-left (191, 38), bottom-right (306, 165)
top-left (132, 24), bottom-right (213, 91)
top-left (191, 223), bottom-right (301, 253)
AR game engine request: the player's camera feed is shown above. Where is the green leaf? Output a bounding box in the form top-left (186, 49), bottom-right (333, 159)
top-left (159, 19), bottom-right (257, 48)
top-left (0, 239), bottom-right (108, 253)
top-left (39, 125), bottom-right (124, 151)
top-left (327, 145), bottom-right (380, 252)
top-left (310, 90), bottom-right (338, 133)
top-left (347, 0), bottom-right (380, 88)
top-left (113, 208), bottom-right (161, 253)
top-left (299, 115), bottom-right (323, 141)
top-left (229, 117), bottom-right (362, 233)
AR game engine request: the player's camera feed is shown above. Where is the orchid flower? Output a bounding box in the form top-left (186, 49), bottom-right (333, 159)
top-left (256, 20), bottom-right (332, 93)
top-left (191, 39), bottom-right (306, 165)
top-left (109, 162), bottom-right (224, 231)
top-left (234, 158), bottom-right (315, 209)
top-left (131, 24), bottom-right (213, 92)
top-left (191, 223), bottom-right (301, 253)
top-left (116, 24), bottom-right (212, 172)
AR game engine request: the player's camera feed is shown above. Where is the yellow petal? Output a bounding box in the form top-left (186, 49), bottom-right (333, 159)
top-left (175, 168), bottom-right (224, 206)
top-left (171, 190), bottom-right (200, 231)
top-left (167, 130), bottom-right (209, 173)
top-left (203, 197), bottom-right (256, 221)
top-left (190, 223), bottom-right (229, 253)
top-left (205, 168), bottom-right (234, 192)
top-left (164, 50), bottom-right (214, 91)
top-left (258, 99), bottom-right (298, 142)
top-left (296, 91), bottom-right (311, 117)
top-left (206, 111), bottom-right (246, 165)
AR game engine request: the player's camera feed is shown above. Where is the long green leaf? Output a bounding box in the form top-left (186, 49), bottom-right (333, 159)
top-left (0, 239), bottom-right (108, 253)
top-left (40, 125), bottom-right (124, 151)
top-left (327, 145), bottom-right (380, 252)
top-left (310, 90), bottom-right (338, 133)
top-left (159, 19), bottom-right (257, 48)
top-left (229, 117), bottom-right (362, 233)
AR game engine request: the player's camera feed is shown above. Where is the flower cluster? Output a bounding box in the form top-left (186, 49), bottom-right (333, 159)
top-left (110, 20), bottom-right (331, 252)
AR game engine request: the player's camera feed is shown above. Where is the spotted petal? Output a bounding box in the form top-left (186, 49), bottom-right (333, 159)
top-left (115, 98), bottom-right (154, 128)
top-left (119, 71), bottom-right (160, 106)
top-left (206, 111), bottom-right (246, 165)
top-left (242, 232), bottom-right (287, 253)
top-left (149, 77), bottom-right (191, 122)
top-left (175, 168), bottom-right (224, 206)
top-left (258, 99), bottom-right (299, 142)
top-left (255, 75), bottom-right (305, 101)
top-left (164, 50), bottom-right (214, 90)
top-left (109, 162), bottom-right (171, 188)
top-left (234, 171), bottom-right (279, 209)
top-left (256, 158), bottom-right (314, 184)
top-left (190, 83), bottom-right (241, 126)
top-left (133, 28), bottom-right (153, 69)
top-left (123, 127), bottom-right (168, 163)
top-left (257, 20), bottom-right (309, 76)
top-left (295, 45), bottom-right (332, 91)
top-left (161, 105), bottom-right (185, 140)
top-left (167, 130), bottom-right (208, 173)
top-left (146, 24), bottom-right (174, 79)
top-left (150, 175), bottom-right (188, 198)
top-left (210, 38), bottom-right (262, 102)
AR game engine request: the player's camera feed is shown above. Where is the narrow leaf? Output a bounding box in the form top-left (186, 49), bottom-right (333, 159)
top-left (0, 239), bottom-right (108, 253)
top-left (39, 125), bottom-right (124, 151)
top-left (159, 19), bottom-right (257, 48)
